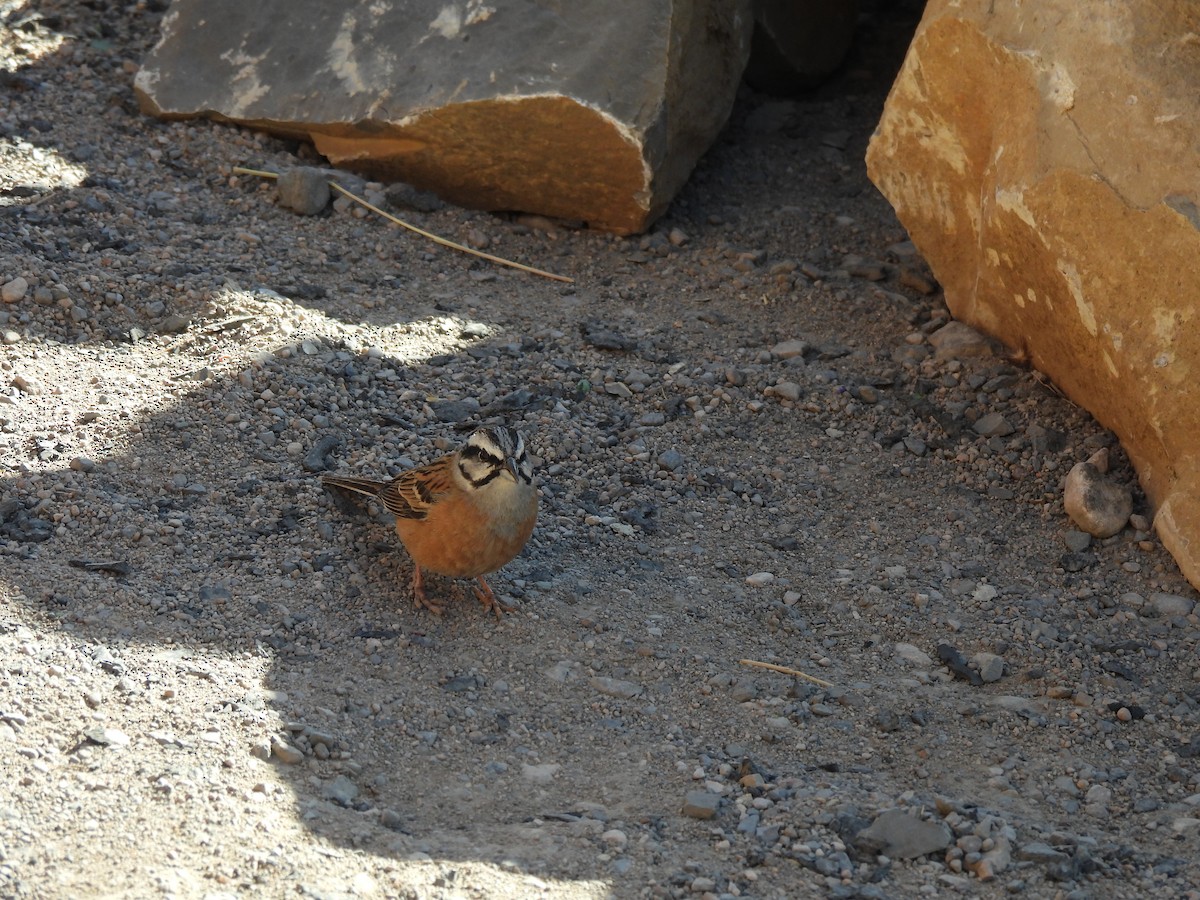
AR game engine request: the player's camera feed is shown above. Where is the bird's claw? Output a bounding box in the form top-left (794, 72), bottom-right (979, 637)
top-left (473, 577), bottom-right (513, 619)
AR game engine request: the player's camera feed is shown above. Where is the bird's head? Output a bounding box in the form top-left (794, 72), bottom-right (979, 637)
top-left (457, 426), bottom-right (534, 489)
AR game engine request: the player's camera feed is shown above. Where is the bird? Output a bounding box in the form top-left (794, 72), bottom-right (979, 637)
top-left (320, 426), bottom-right (538, 618)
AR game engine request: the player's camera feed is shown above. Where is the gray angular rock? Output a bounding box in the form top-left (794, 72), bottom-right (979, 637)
top-left (682, 791), bottom-right (721, 819)
top-left (927, 320), bottom-right (998, 360)
top-left (1015, 841), bottom-right (1069, 864)
top-left (589, 676), bottom-right (643, 699)
top-left (657, 448), bottom-right (685, 472)
top-left (972, 652), bottom-right (1005, 683)
top-left (973, 412), bottom-right (1014, 437)
top-left (855, 808), bottom-right (952, 859)
top-left (136, 0), bottom-right (754, 234)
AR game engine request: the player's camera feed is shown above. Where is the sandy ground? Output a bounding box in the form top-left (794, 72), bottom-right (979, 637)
top-left (3, 3), bottom-right (1200, 899)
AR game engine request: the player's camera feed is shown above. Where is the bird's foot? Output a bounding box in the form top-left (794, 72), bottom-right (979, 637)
top-left (473, 577), bottom-right (513, 619)
top-left (411, 565), bottom-right (444, 616)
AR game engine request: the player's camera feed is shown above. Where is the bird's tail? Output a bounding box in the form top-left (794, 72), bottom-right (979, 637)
top-left (320, 474), bottom-right (386, 498)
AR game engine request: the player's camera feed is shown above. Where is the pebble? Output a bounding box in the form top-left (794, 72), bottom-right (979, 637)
top-left (682, 791), bottom-right (720, 819)
top-left (899, 268), bottom-right (936, 294)
top-left (1148, 592), bottom-right (1195, 618)
top-left (521, 763), bottom-right (561, 784)
top-left (2, 277), bottom-right (28, 302)
top-left (744, 572), bottom-right (775, 587)
top-left (1064, 448), bottom-right (1132, 538)
top-left (973, 412), bottom-right (1013, 437)
top-left (385, 182), bottom-right (444, 212)
top-left (771, 339), bottom-right (807, 359)
top-left (972, 583), bottom-right (998, 602)
top-left (971, 652), bottom-right (1005, 683)
top-left (70, 456), bottom-right (96, 473)
top-left (600, 828), bottom-right (628, 848)
top-left (1028, 423), bottom-right (1067, 454)
top-left (730, 678), bottom-right (757, 702)
top-left (84, 726), bottom-right (130, 747)
top-left (276, 167), bottom-right (332, 215)
top-left (11, 375), bottom-right (41, 395)
top-left (1064, 530), bottom-right (1093, 552)
top-left (1014, 841), bottom-right (1068, 863)
top-left (657, 448), bottom-right (685, 471)
top-left (545, 660), bottom-right (582, 683)
top-left (270, 739), bottom-right (304, 764)
top-left (855, 809), bottom-right (952, 859)
top-left (927, 321), bottom-right (997, 359)
top-left (766, 381), bottom-right (802, 401)
top-left (159, 313), bottom-right (191, 333)
top-left (894, 643), bottom-right (933, 666)
top-left (303, 434), bottom-right (343, 472)
top-left (590, 676), bottom-right (643, 699)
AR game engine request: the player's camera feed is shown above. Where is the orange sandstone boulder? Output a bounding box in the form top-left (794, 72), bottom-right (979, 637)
top-left (867, 0), bottom-right (1200, 590)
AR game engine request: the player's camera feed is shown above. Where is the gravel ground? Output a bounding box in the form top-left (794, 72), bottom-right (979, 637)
top-left (4, 3), bottom-right (1200, 899)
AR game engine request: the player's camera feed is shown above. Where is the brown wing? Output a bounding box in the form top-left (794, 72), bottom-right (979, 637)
top-left (375, 455), bottom-right (455, 520)
top-left (320, 474), bottom-right (388, 498)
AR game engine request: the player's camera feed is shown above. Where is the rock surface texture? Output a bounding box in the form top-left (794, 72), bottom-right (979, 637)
top-left (866, 0), bottom-right (1200, 590)
top-left (134, 0), bottom-right (753, 234)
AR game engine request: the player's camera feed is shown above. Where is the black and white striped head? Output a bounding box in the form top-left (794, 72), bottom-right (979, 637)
top-left (456, 426), bottom-right (534, 489)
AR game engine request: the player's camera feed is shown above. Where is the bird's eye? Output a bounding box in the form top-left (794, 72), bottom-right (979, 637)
top-left (464, 443), bottom-right (503, 468)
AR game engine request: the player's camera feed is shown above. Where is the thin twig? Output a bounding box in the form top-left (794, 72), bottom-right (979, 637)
top-left (739, 658), bottom-right (834, 688)
top-left (232, 166), bottom-right (573, 284)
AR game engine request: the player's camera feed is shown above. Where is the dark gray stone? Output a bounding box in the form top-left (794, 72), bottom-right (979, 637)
top-left (136, 0), bottom-right (755, 234)
top-left (277, 167), bottom-right (331, 215)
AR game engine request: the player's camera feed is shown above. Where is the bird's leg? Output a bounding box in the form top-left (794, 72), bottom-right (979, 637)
top-left (411, 564), bottom-right (444, 616)
top-left (472, 576), bottom-right (513, 619)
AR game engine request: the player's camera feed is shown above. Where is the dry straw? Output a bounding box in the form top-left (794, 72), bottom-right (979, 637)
top-left (232, 166), bottom-right (574, 284)
top-left (738, 658), bottom-right (834, 688)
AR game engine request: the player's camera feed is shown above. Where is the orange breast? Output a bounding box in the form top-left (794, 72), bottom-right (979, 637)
top-left (393, 491), bottom-right (536, 579)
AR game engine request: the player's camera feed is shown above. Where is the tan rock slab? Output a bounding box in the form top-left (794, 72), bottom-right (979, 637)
top-left (866, 0), bottom-right (1200, 589)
